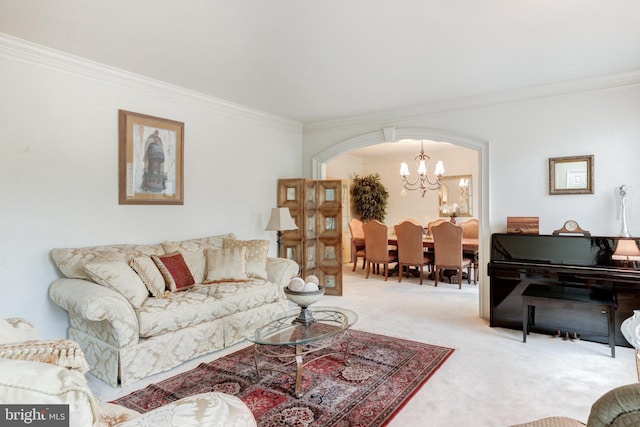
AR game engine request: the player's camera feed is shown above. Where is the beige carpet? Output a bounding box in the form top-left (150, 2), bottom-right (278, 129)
top-left (89, 264), bottom-right (638, 426)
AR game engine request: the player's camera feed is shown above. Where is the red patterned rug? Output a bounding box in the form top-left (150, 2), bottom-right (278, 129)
top-left (112, 330), bottom-right (454, 426)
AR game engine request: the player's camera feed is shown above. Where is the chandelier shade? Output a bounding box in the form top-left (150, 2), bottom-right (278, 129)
top-left (399, 141), bottom-right (445, 197)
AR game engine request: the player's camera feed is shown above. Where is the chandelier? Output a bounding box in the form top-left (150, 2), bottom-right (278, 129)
top-left (399, 141), bottom-right (445, 197)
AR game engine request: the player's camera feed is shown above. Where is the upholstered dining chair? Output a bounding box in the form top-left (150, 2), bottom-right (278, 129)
top-left (363, 220), bottom-right (397, 281)
top-left (432, 221), bottom-right (473, 289)
top-left (394, 220), bottom-right (433, 285)
top-left (460, 218), bottom-right (479, 284)
top-left (427, 218), bottom-right (447, 237)
top-left (348, 218), bottom-right (366, 272)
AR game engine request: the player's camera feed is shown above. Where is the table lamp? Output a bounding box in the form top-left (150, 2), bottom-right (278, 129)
top-left (265, 207), bottom-right (298, 257)
top-left (612, 238), bottom-right (640, 267)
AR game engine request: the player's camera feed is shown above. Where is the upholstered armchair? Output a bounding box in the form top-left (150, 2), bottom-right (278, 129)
top-left (510, 383), bottom-right (640, 427)
top-left (0, 318), bottom-right (256, 427)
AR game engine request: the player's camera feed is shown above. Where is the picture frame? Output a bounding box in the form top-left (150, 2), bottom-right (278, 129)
top-left (118, 110), bottom-right (184, 205)
top-left (438, 174), bottom-right (473, 218)
top-left (548, 155), bottom-right (594, 195)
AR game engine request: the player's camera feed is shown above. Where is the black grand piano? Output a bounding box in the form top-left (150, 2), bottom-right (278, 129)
top-left (488, 233), bottom-right (640, 347)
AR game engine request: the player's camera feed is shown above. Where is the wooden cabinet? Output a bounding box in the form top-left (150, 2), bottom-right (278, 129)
top-left (277, 178), bottom-right (343, 296)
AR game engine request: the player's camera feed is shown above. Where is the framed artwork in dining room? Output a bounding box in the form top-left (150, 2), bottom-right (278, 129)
top-left (118, 110), bottom-right (184, 205)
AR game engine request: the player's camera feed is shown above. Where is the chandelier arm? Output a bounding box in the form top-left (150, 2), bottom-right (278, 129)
top-left (400, 141), bottom-right (444, 197)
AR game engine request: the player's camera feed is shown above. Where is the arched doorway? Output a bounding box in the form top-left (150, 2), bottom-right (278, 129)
top-left (310, 126), bottom-right (491, 319)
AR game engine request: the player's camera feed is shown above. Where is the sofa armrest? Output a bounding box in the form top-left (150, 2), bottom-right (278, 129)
top-left (115, 392), bottom-right (256, 427)
top-left (49, 278), bottom-right (139, 348)
top-left (0, 359), bottom-right (99, 427)
top-left (266, 257), bottom-right (299, 288)
top-left (587, 383), bottom-right (640, 427)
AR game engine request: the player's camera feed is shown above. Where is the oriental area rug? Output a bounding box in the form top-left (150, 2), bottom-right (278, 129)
top-left (113, 330), bottom-right (454, 427)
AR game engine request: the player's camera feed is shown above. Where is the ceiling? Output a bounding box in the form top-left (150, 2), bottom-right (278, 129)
top-left (1, 1), bottom-right (640, 124)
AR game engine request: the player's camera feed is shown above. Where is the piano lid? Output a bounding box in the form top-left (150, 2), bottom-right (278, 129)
top-left (490, 233), bottom-right (626, 268)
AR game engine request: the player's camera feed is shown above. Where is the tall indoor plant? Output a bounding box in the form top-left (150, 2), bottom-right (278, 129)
top-left (351, 173), bottom-right (389, 222)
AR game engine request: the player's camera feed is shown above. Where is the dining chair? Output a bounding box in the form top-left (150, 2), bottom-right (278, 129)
top-left (431, 221), bottom-right (473, 289)
top-left (348, 218), bottom-right (366, 272)
top-left (460, 218), bottom-right (479, 284)
top-left (363, 220), bottom-right (397, 281)
top-left (427, 218), bottom-right (447, 237)
top-left (394, 220), bottom-right (433, 285)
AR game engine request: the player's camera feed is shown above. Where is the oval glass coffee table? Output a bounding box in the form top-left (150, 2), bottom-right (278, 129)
top-left (246, 306), bottom-right (358, 398)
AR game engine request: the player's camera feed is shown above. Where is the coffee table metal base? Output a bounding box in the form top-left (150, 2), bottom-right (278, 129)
top-left (252, 330), bottom-right (352, 398)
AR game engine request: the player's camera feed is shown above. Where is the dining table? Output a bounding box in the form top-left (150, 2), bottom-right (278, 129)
top-left (353, 235), bottom-right (479, 280)
top-left (353, 236), bottom-right (479, 252)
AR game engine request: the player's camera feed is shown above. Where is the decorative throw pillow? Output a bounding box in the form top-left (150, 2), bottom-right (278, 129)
top-left (129, 256), bottom-right (166, 297)
top-left (0, 319), bottom-right (30, 345)
top-left (160, 234), bottom-right (237, 284)
top-left (84, 256), bottom-right (149, 307)
top-left (0, 339), bottom-right (90, 373)
top-left (203, 247), bottom-right (250, 284)
top-left (151, 252), bottom-right (195, 292)
top-left (161, 241), bottom-right (207, 284)
top-left (223, 239), bottom-right (269, 280)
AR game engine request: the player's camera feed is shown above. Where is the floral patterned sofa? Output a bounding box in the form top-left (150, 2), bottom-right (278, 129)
top-left (49, 233), bottom-right (299, 387)
top-left (0, 318), bottom-right (256, 427)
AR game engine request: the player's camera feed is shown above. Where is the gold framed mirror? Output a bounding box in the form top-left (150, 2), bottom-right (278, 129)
top-left (438, 174), bottom-right (472, 217)
top-left (548, 155), bottom-right (594, 195)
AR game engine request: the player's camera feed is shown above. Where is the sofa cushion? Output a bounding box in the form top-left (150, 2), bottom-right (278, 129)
top-left (84, 255), bottom-right (149, 307)
top-left (130, 255), bottom-right (166, 297)
top-left (136, 279), bottom-right (281, 338)
top-left (152, 252), bottom-right (195, 292)
top-left (136, 291), bottom-right (223, 337)
top-left (193, 279), bottom-right (281, 316)
top-left (51, 244), bottom-right (165, 280)
top-left (161, 233), bottom-right (237, 283)
top-left (223, 239), bottom-right (269, 280)
top-left (203, 247), bottom-right (249, 283)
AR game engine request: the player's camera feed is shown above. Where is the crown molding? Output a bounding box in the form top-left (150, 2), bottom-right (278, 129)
top-left (0, 33), bottom-right (303, 134)
top-left (304, 69), bottom-right (640, 134)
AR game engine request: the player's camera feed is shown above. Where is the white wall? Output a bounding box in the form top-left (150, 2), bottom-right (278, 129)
top-left (326, 145), bottom-right (478, 227)
top-left (303, 82), bottom-right (640, 319)
top-left (0, 37), bottom-right (303, 339)
top-left (305, 85), bottom-right (640, 237)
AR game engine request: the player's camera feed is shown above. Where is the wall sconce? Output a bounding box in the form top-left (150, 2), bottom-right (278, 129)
top-left (265, 207), bottom-right (298, 258)
top-left (459, 177), bottom-right (469, 197)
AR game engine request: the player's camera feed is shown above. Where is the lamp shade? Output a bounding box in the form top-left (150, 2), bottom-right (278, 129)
top-left (265, 207), bottom-right (298, 232)
top-left (612, 239), bottom-right (640, 261)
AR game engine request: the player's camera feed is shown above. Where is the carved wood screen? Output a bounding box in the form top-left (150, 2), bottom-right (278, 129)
top-left (277, 178), bottom-right (343, 296)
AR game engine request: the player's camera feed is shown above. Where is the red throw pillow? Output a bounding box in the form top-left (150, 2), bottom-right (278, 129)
top-left (151, 252), bottom-right (195, 292)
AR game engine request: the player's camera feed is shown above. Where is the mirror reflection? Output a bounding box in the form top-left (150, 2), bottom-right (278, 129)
top-left (549, 155), bottom-right (593, 195)
top-left (439, 174), bottom-right (472, 217)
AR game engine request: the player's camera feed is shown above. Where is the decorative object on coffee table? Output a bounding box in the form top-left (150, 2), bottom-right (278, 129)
top-left (285, 275), bottom-right (324, 324)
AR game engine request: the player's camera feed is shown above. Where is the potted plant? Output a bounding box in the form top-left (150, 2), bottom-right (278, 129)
top-left (350, 173), bottom-right (389, 222)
